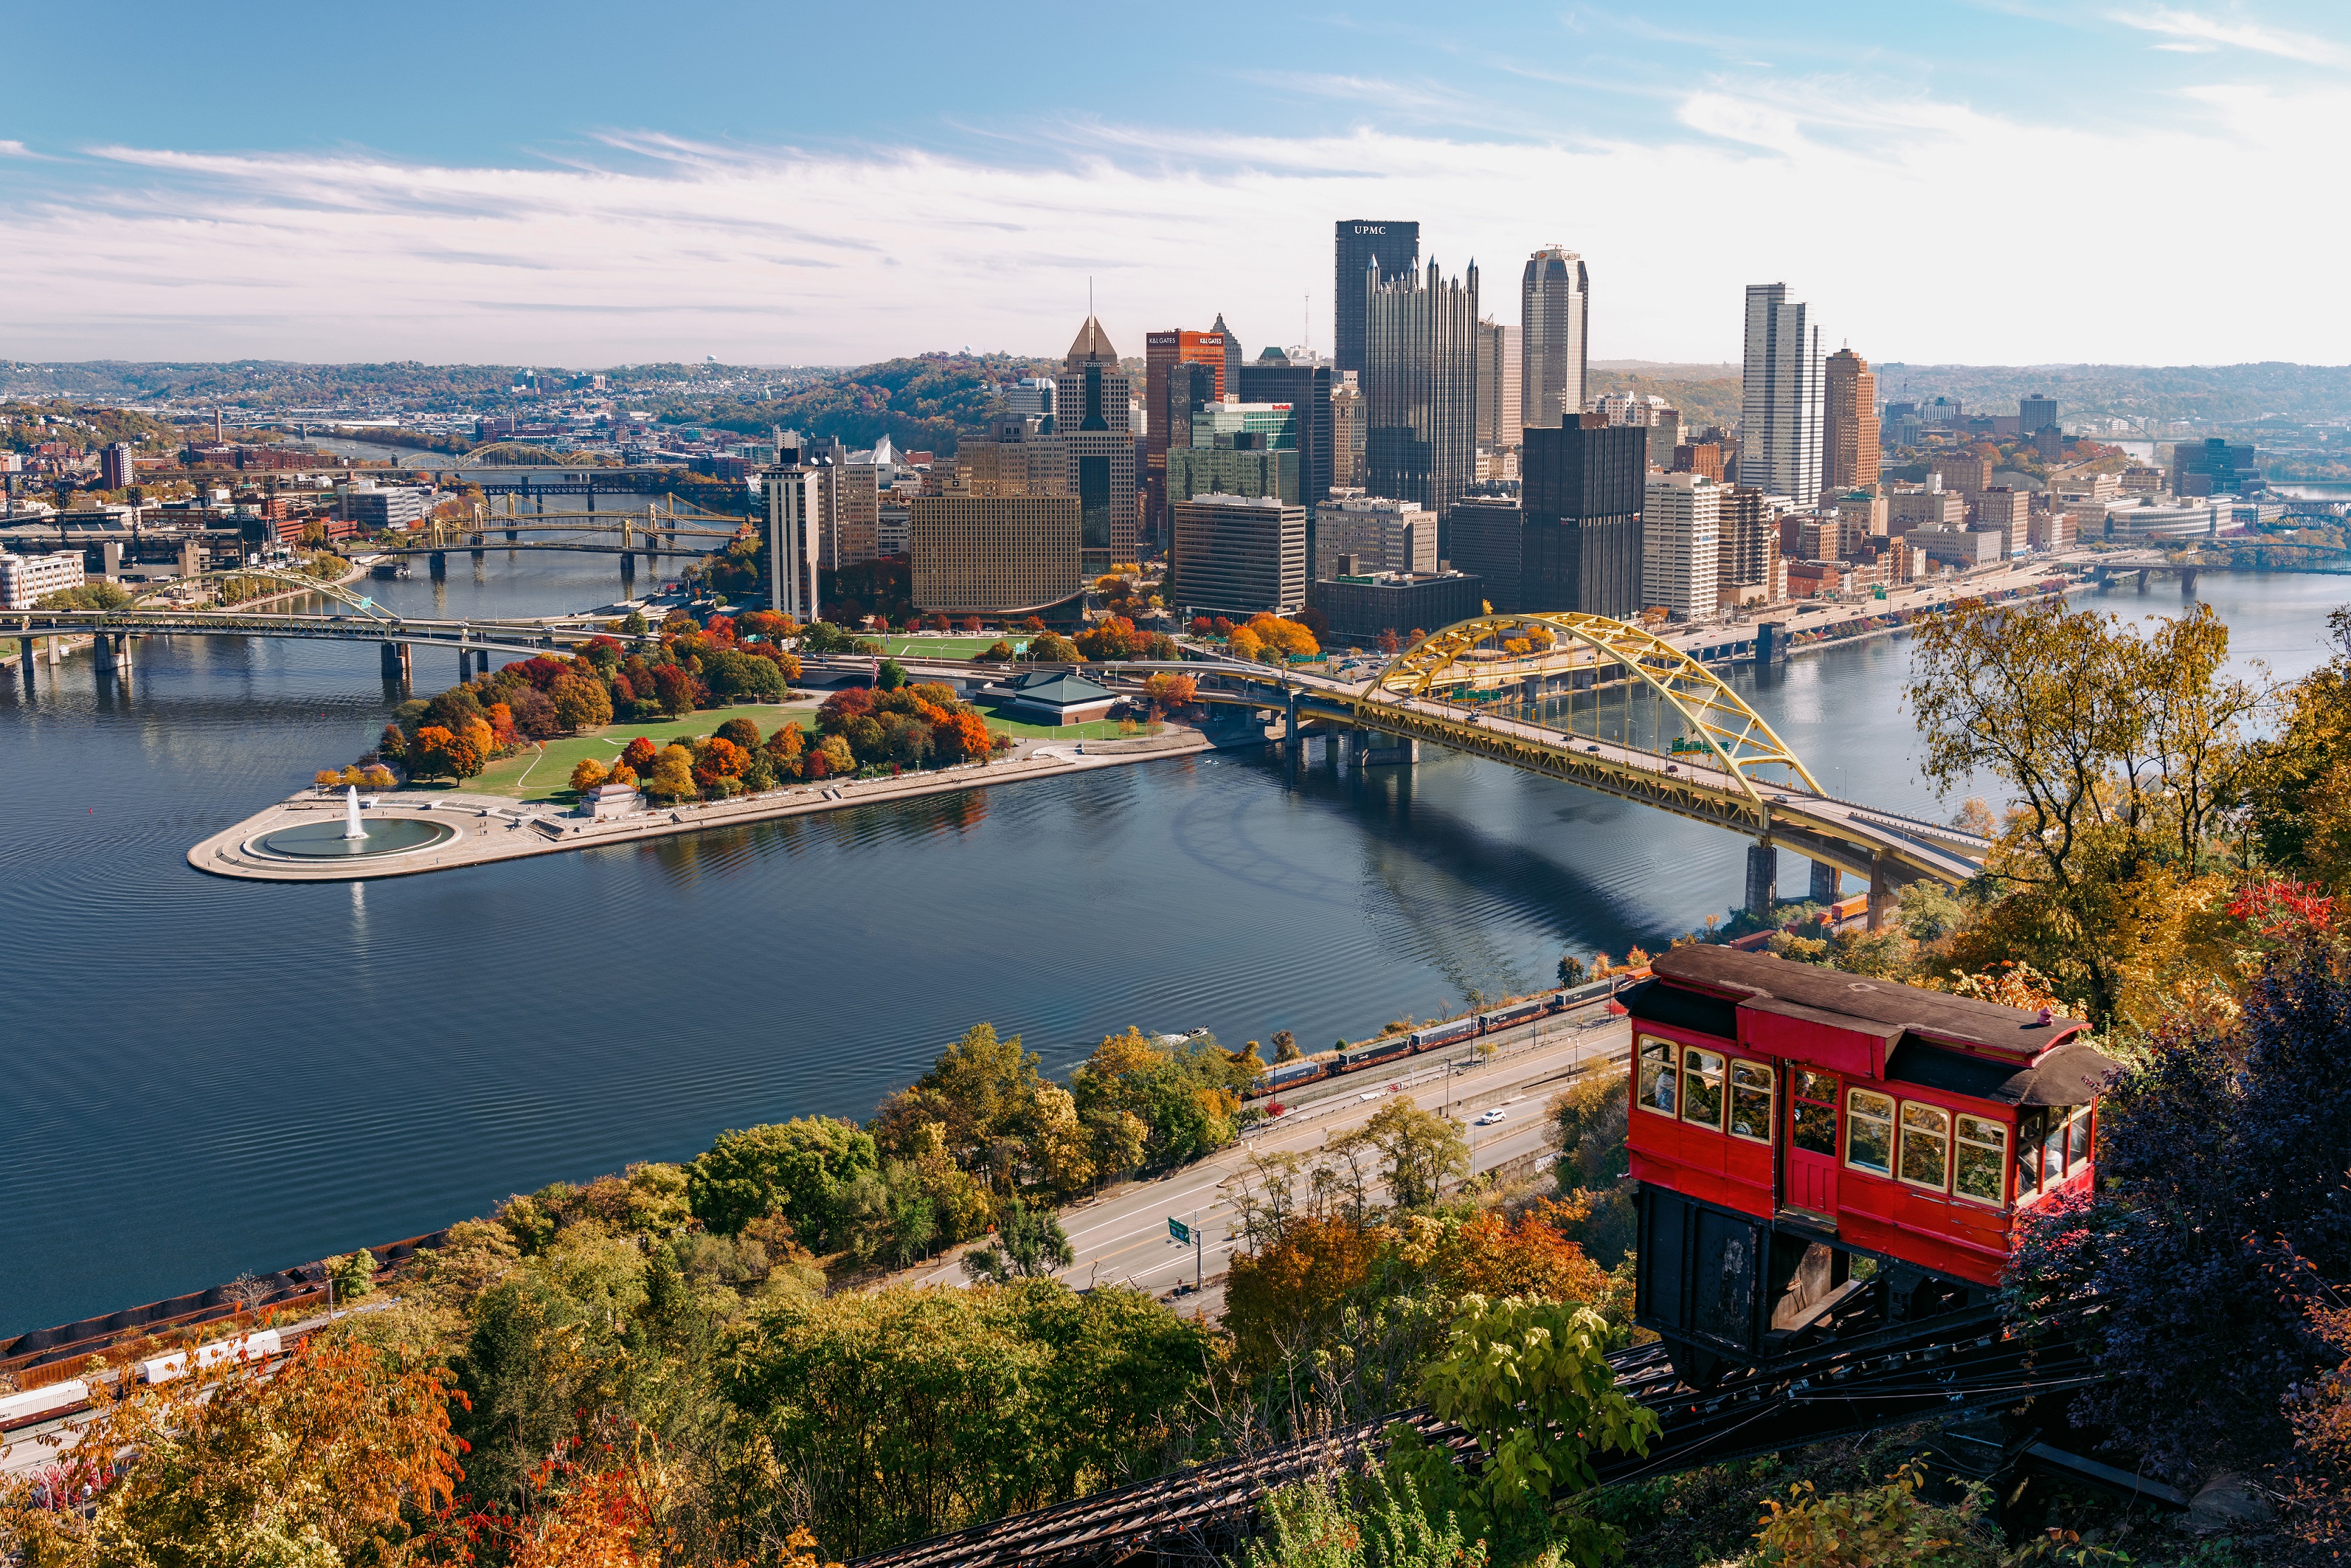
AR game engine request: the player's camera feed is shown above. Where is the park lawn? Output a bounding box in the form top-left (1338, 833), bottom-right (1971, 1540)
top-left (975, 702), bottom-right (1164, 742)
top-left (866, 635), bottom-right (1009, 659)
top-left (467, 705), bottom-right (823, 802)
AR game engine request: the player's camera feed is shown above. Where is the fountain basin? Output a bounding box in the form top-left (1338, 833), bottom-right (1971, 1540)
top-left (252, 817), bottom-right (456, 860)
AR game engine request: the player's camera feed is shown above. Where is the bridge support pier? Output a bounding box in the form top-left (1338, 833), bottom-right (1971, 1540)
top-left (2182, 568), bottom-right (2198, 598)
top-left (381, 641), bottom-right (412, 689)
top-left (1867, 853), bottom-right (1892, 933)
top-left (1745, 841), bottom-right (1778, 921)
top-left (1283, 693), bottom-right (1301, 758)
top-left (1809, 861), bottom-right (1840, 907)
top-left (2135, 570), bottom-right (2149, 594)
top-left (429, 551), bottom-right (448, 580)
top-left (18, 636), bottom-right (35, 692)
top-left (48, 634), bottom-right (63, 665)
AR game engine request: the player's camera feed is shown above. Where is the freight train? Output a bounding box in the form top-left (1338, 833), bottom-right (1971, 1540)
top-left (1246, 976), bottom-right (1622, 1102)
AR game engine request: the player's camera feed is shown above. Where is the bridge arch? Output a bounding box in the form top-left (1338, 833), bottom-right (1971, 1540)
top-left (1373, 612), bottom-right (1822, 825)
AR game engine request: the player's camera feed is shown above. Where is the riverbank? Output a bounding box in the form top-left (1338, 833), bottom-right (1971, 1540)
top-left (190, 729), bottom-right (1213, 882)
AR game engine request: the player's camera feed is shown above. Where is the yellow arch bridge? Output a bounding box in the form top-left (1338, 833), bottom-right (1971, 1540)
top-left (1100, 611), bottom-right (1988, 922)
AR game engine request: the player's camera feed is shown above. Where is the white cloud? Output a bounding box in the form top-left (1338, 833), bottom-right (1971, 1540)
top-left (2109, 6), bottom-right (2350, 64)
top-left (2, 72), bottom-right (2348, 366)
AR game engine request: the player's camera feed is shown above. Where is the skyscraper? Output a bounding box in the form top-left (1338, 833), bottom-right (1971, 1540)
top-left (1211, 311), bottom-right (1242, 393)
top-left (911, 495), bottom-right (1083, 616)
top-left (1741, 284), bottom-right (1824, 507)
top-left (1236, 353), bottom-right (1334, 506)
top-left (1641, 471), bottom-right (1721, 622)
top-left (1520, 247), bottom-right (1589, 431)
top-left (1474, 320), bottom-right (1516, 450)
top-left (1822, 347), bottom-right (1881, 491)
top-left (1364, 258), bottom-right (1480, 519)
top-left (1056, 316), bottom-right (1137, 570)
top-left (1145, 327), bottom-right (1230, 544)
top-left (1518, 423), bottom-right (1646, 618)
top-left (1333, 219), bottom-right (1420, 378)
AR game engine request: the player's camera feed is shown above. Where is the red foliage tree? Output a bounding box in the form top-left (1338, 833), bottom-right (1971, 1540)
top-left (650, 663), bottom-right (700, 717)
top-left (620, 736), bottom-right (659, 772)
top-left (818, 686), bottom-right (876, 733)
top-left (509, 655), bottom-right (573, 691)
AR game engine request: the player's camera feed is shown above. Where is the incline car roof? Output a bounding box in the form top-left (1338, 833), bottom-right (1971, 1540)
top-left (1648, 943), bottom-right (2084, 1061)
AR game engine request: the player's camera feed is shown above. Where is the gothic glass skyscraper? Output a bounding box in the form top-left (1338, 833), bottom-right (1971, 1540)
top-left (1364, 258), bottom-right (1480, 519)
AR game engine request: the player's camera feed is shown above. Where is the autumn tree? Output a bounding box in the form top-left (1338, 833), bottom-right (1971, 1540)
top-left (571, 757), bottom-right (610, 795)
top-left (620, 736), bottom-right (659, 773)
top-left (0, 1334), bottom-right (465, 1568)
top-left (642, 744), bottom-right (696, 802)
top-left (550, 673), bottom-right (615, 733)
top-left (1907, 594), bottom-right (2262, 1028)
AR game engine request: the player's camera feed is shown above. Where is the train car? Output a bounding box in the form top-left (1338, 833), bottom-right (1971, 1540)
top-left (1622, 945), bottom-right (2117, 1387)
top-left (1406, 1017), bottom-right (1478, 1052)
top-left (1339, 1035), bottom-right (1416, 1073)
top-left (1250, 1055), bottom-right (1334, 1099)
top-left (1477, 995), bottom-right (1552, 1033)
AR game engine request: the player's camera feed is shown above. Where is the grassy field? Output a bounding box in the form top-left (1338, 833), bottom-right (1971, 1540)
top-left (974, 703), bottom-right (1164, 741)
top-left (864, 635), bottom-right (1010, 659)
top-left (469, 705), bottom-right (823, 802)
top-left (452, 696), bottom-right (1155, 804)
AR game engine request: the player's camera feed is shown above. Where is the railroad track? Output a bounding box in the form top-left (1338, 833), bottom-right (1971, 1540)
top-left (848, 1295), bottom-right (2099, 1568)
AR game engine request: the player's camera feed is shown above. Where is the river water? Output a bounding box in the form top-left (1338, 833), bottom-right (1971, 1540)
top-left (4, 559), bottom-right (2345, 1331)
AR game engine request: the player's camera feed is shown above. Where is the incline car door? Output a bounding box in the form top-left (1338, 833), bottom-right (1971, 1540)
top-left (1784, 1066), bottom-right (1840, 1217)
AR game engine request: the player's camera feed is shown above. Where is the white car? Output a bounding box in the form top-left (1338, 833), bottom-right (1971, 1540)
top-left (1473, 1108), bottom-right (1507, 1126)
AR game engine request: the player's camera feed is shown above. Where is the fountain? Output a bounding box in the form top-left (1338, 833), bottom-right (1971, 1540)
top-left (252, 787), bottom-right (457, 862)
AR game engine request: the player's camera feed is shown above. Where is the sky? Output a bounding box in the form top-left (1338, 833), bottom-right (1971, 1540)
top-left (3, 1), bottom-right (2347, 370)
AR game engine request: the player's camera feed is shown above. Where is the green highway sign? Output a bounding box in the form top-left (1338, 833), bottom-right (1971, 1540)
top-left (1167, 1217), bottom-right (1191, 1245)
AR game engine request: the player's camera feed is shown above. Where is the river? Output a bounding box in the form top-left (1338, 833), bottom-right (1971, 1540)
top-left (3, 559), bottom-right (2345, 1331)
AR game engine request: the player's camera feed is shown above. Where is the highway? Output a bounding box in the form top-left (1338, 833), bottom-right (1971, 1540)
top-left (906, 1009), bottom-right (1634, 1314)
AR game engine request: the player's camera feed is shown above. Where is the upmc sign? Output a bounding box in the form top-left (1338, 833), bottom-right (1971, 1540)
top-left (1353, 225), bottom-right (1386, 235)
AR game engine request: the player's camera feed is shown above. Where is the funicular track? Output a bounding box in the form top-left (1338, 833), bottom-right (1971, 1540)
top-left (847, 1293), bottom-right (2100, 1568)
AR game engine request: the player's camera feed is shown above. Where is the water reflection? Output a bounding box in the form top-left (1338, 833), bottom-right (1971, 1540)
top-left (1, 561), bottom-right (2344, 1332)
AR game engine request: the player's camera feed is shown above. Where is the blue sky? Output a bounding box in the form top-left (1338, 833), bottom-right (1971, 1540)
top-left (4, 1), bottom-right (2346, 367)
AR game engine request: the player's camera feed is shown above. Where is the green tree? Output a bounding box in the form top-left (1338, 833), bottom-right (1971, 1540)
top-left (876, 657), bottom-right (909, 690)
top-left (1354, 1100), bottom-right (1469, 1211)
top-left (724, 1281), bottom-right (1210, 1557)
top-left (688, 1117), bottom-right (878, 1246)
top-left (1245, 1468), bottom-right (1487, 1568)
top-left (1386, 1295), bottom-right (1659, 1566)
top-left (960, 1196), bottom-right (1075, 1282)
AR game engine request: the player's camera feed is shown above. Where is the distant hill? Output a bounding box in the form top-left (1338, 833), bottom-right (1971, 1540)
top-left (698, 352), bottom-right (1060, 455)
top-left (1874, 362), bottom-right (2351, 432)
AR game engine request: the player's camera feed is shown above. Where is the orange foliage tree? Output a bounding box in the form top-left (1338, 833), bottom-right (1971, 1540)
top-left (0, 1334), bottom-right (464, 1568)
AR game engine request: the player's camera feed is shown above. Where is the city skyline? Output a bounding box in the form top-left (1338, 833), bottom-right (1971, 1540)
top-left (2, 2), bottom-right (2347, 365)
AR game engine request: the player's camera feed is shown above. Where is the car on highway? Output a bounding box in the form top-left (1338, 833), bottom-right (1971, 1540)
top-left (1473, 1108), bottom-right (1507, 1126)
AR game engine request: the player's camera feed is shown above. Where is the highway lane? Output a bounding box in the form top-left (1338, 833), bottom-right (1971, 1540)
top-left (908, 1012), bottom-right (1634, 1312)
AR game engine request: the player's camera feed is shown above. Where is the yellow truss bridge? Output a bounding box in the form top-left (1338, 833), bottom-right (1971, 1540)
top-left (1103, 611), bottom-right (1988, 917)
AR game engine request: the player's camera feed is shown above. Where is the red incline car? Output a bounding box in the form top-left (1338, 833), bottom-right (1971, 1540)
top-left (1624, 945), bottom-right (2118, 1386)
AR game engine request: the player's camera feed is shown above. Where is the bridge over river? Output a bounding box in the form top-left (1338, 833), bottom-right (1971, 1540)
top-left (1089, 611), bottom-right (1984, 922)
top-left (15, 587), bottom-right (1984, 916)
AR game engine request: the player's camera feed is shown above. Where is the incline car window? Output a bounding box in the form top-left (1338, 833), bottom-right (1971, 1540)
top-left (1791, 1069), bottom-right (1838, 1156)
top-left (1845, 1089), bottom-right (1895, 1176)
top-left (2064, 1106), bottom-right (2093, 1179)
top-left (2040, 1109), bottom-right (2071, 1189)
top-left (1636, 1036), bottom-right (1676, 1116)
top-left (1899, 1102), bottom-right (1951, 1191)
top-left (2016, 1109), bottom-right (2047, 1198)
top-left (1729, 1061), bottom-right (1774, 1143)
top-left (1681, 1047), bottom-right (1726, 1131)
top-left (1955, 1114), bottom-right (2007, 1206)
